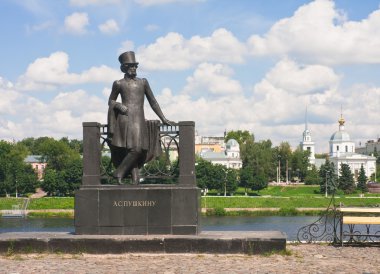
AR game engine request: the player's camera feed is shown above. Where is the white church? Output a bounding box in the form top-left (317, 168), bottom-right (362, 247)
top-left (300, 114), bottom-right (376, 180)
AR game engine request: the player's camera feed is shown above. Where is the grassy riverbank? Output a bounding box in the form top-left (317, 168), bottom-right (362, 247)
top-left (1, 185), bottom-right (380, 217)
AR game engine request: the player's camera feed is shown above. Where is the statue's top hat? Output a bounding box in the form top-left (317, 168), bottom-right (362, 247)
top-left (118, 51), bottom-right (139, 65)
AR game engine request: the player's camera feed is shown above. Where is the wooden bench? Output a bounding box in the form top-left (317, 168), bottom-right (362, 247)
top-left (338, 207), bottom-right (380, 246)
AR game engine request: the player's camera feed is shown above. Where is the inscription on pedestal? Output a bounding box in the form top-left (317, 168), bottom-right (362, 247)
top-left (113, 200), bottom-right (157, 207)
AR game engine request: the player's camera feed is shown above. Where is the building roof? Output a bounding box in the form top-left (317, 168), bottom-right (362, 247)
top-left (24, 155), bottom-right (45, 163)
top-left (330, 130), bottom-right (351, 142)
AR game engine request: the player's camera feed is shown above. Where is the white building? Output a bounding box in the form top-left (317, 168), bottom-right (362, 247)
top-left (300, 116), bottom-right (316, 165)
top-left (200, 139), bottom-right (242, 169)
top-left (329, 115), bottom-right (376, 180)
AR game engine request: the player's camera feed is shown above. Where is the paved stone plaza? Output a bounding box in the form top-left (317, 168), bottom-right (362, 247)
top-left (1, 244), bottom-right (379, 273)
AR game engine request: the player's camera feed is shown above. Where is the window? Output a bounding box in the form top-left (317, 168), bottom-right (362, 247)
top-left (336, 145), bottom-right (339, 151)
top-left (307, 147), bottom-right (311, 151)
top-left (345, 146), bottom-right (348, 152)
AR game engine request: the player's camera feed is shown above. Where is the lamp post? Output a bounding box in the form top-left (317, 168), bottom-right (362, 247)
top-left (278, 155), bottom-right (281, 183)
top-left (224, 169), bottom-right (228, 197)
top-left (202, 188), bottom-right (208, 211)
top-left (286, 159), bottom-right (288, 184)
top-left (296, 168), bottom-right (300, 183)
top-left (288, 167), bottom-right (292, 183)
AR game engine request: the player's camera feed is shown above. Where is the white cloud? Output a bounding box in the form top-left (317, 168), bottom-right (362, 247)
top-left (182, 63), bottom-right (243, 96)
top-left (136, 28), bottom-right (247, 70)
top-left (248, 0), bottom-right (380, 64)
top-left (118, 40), bottom-right (135, 54)
top-left (64, 12), bottom-right (89, 35)
top-left (16, 52), bottom-right (122, 90)
top-left (69, 0), bottom-right (121, 6)
top-left (144, 58), bottom-right (379, 153)
top-left (0, 88), bottom-right (107, 141)
top-left (145, 24), bottom-right (159, 32)
top-left (262, 58), bottom-right (340, 95)
top-left (26, 21), bottom-right (55, 34)
top-left (98, 19), bottom-right (120, 34)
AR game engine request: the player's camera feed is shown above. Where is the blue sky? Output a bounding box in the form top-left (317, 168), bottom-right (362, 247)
top-left (0, 0), bottom-right (379, 153)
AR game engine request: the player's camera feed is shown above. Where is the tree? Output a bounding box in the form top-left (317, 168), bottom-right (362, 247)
top-left (304, 165), bottom-right (321, 185)
top-left (240, 166), bottom-right (254, 195)
top-left (242, 138), bottom-right (275, 182)
top-left (195, 159), bottom-right (215, 190)
top-left (251, 172), bottom-right (268, 192)
top-left (338, 163), bottom-right (355, 194)
top-left (319, 160), bottom-right (337, 195)
top-left (224, 130), bottom-right (253, 147)
top-left (357, 165), bottom-right (368, 193)
top-left (225, 168), bottom-right (239, 195)
top-left (0, 142), bottom-right (38, 196)
top-left (290, 148), bottom-right (310, 182)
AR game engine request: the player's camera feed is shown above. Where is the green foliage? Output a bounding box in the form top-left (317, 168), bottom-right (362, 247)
top-left (224, 130), bottom-right (253, 146)
top-left (19, 137), bottom-right (84, 196)
top-left (304, 165), bottom-right (321, 185)
top-left (338, 163), bottom-right (356, 194)
top-left (241, 138), bottom-right (275, 182)
top-left (289, 147), bottom-right (310, 181)
top-left (225, 168), bottom-right (239, 194)
top-left (251, 172), bottom-right (268, 192)
top-left (0, 141), bottom-right (38, 196)
top-left (141, 154), bottom-right (178, 184)
top-left (357, 165), bottom-right (368, 193)
top-left (195, 159), bottom-right (238, 194)
top-left (239, 166), bottom-right (253, 194)
top-left (319, 159), bottom-right (337, 195)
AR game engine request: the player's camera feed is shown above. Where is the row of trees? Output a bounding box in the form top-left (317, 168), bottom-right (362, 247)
top-left (0, 137), bottom-right (83, 197)
top-left (1, 129), bottom-right (378, 197)
top-left (316, 160), bottom-right (369, 195)
top-left (194, 130), bottom-right (311, 194)
top-left (0, 141), bottom-right (37, 196)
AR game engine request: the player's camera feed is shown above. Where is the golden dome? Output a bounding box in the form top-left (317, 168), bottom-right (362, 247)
top-left (338, 115), bottom-right (345, 126)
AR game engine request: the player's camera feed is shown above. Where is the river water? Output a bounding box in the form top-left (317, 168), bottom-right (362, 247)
top-left (0, 216), bottom-right (320, 241)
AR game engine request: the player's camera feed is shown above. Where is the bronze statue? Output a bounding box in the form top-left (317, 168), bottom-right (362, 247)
top-left (107, 51), bottom-right (174, 184)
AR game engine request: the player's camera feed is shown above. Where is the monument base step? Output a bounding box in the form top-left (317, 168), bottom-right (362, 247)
top-left (0, 231), bottom-right (286, 255)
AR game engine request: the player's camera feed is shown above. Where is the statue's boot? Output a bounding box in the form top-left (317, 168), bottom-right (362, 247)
top-left (113, 149), bottom-right (142, 183)
top-left (131, 168), bottom-right (140, 185)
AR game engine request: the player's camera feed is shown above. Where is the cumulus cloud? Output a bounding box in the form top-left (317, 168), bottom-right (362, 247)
top-left (182, 63), bottom-right (243, 96)
top-left (98, 19), bottom-right (120, 34)
top-left (143, 57), bottom-right (379, 152)
top-left (64, 12), bottom-right (89, 35)
top-left (136, 28), bottom-right (247, 70)
top-left (248, 0), bottom-right (380, 64)
top-left (0, 87), bottom-right (107, 140)
top-left (16, 52), bottom-right (121, 90)
top-left (262, 58), bottom-right (340, 95)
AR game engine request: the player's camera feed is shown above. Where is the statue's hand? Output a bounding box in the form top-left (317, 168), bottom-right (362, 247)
top-left (163, 119), bottom-right (176, 126)
top-left (117, 104), bottom-right (128, 115)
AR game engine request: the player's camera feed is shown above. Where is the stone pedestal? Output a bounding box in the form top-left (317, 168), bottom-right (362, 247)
top-left (75, 185), bottom-right (200, 235)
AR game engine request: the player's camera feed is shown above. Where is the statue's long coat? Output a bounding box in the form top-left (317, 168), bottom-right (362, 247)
top-left (107, 76), bottom-right (161, 164)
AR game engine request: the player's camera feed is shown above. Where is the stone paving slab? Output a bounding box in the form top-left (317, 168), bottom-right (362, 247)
top-left (0, 231), bottom-right (286, 255)
top-left (0, 244), bottom-right (379, 274)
